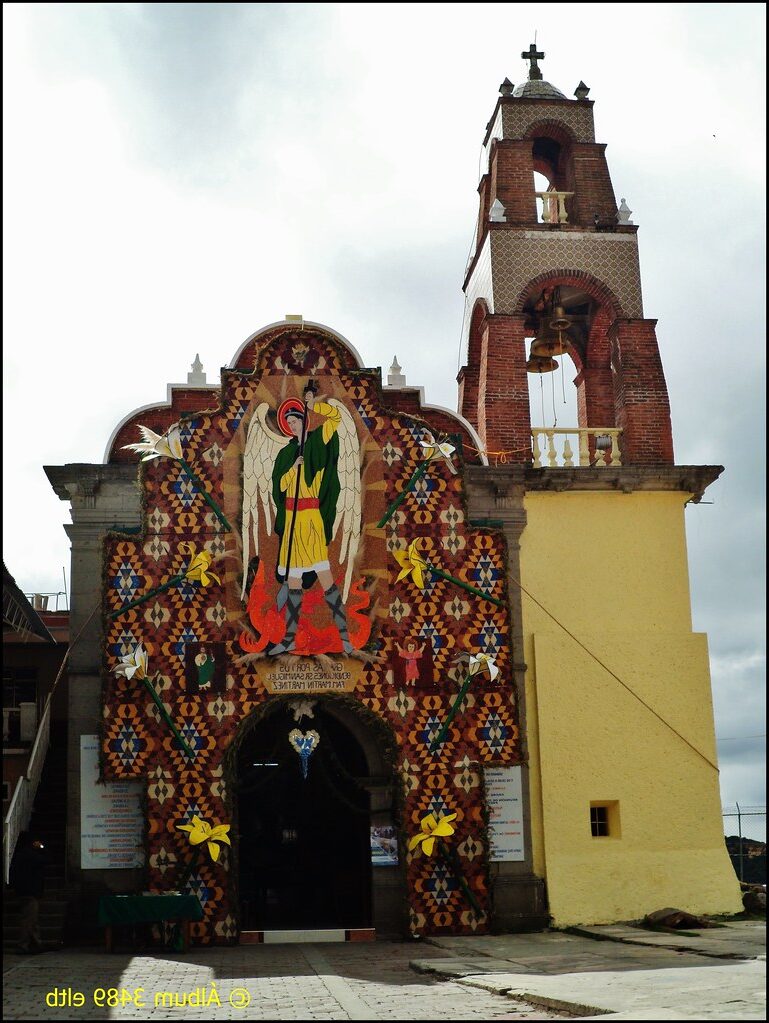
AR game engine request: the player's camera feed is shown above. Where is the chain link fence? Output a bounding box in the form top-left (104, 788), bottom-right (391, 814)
top-left (722, 804), bottom-right (766, 882)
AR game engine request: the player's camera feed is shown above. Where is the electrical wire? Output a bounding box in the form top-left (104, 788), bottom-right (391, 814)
top-left (511, 572), bottom-right (721, 773)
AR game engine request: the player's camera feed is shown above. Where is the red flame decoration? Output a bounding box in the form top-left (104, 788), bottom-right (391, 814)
top-left (238, 562), bottom-right (371, 655)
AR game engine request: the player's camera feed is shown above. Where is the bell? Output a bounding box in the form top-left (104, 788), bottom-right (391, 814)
top-left (594, 434), bottom-right (612, 451)
top-left (526, 354), bottom-right (558, 374)
top-left (549, 305), bottom-right (571, 332)
top-left (530, 326), bottom-right (569, 358)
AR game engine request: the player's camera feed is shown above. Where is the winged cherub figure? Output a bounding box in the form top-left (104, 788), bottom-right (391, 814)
top-left (241, 382), bottom-right (362, 655)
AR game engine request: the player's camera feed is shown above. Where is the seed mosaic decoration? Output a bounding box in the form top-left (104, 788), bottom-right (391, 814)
top-left (102, 325), bottom-right (522, 943)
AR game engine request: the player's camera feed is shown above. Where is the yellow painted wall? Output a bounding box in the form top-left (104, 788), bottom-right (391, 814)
top-left (520, 491), bottom-right (742, 925)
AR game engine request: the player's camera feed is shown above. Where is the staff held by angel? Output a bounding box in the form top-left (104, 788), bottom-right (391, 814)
top-left (241, 381), bottom-right (364, 656)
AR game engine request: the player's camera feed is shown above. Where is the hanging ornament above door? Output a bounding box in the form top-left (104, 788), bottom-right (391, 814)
top-left (289, 728), bottom-right (320, 779)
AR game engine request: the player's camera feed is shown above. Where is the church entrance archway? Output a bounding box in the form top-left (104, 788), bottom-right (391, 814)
top-left (232, 696), bottom-right (402, 934)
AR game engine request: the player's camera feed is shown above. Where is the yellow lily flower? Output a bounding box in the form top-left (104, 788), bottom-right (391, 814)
top-left (468, 653), bottom-right (500, 682)
top-left (114, 643), bottom-right (150, 682)
top-left (177, 815), bottom-right (231, 863)
top-left (408, 811), bottom-right (457, 857)
top-left (123, 424), bottom-right (183, 462)
top-left (180, 542), bottom-right (221, 587)
top-left (393, 540), bottom-right (430, 590)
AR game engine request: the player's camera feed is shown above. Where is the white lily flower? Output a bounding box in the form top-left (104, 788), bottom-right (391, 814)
top-left (123, 424), bottom-right (183, 462)
top-left (419, 433), bottom-right (457, 473)
top-left (468, 653), bottom-right (499, 682)
top-left (114, 644), bottom-right (150, 682)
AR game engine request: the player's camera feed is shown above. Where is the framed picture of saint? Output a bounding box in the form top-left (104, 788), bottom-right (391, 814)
top-left (184, 642), bottom-right (226, 694)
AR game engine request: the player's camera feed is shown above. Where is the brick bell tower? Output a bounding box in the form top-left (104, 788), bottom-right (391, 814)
top-left (458, 47), bottom-right (741, 929)
top-left (458, 43), bottom-right (674, 466)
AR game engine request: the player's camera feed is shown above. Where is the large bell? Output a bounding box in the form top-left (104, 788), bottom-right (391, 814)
top-left (530, 325), bottom-right (569, 358)
top-left (549, 304), bottom-right (571, 331)
top-left (526, 353), bottom-right (558, 374)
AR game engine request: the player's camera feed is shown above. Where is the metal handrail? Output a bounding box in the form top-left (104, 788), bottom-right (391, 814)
top-left (3, 693), bottom-right (52, 884)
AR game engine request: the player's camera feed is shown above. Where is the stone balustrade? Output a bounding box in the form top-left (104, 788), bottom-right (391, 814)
top-left (535, 190), bottom-right (575, 224)
top-left (531, 427), bottom-right (622, 468)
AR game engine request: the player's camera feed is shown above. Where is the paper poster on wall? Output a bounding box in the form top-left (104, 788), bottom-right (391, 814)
top-left (80, 735), bottom-right (144, 869)
top-left (370, 825), bottom-right (399, 866)
top-left (485, 765), bottom-right (525, 862)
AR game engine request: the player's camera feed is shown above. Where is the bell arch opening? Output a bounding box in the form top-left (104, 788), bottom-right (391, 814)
top-left (225, 694), bottom-right (405, 937)
top-left (522, 277), bottom-right (619, 467)
top-left (529, 124), bottom-right (577, 224)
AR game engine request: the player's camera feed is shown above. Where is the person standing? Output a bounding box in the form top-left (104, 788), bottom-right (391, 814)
top-left (10, 833), bottom-right (49, 954)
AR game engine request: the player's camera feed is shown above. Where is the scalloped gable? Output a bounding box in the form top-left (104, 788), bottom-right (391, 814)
top-left (107, 321), bottom-right (485, 466)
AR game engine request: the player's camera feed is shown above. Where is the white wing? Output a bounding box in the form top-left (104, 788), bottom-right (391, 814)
top-left (241, 403), bottom-right (289, 598)
top-left (327, 399), bottom-right (362, 602)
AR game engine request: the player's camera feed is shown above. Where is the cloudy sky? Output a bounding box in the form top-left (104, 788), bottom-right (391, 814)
top-left (3, 3), bottom-right (765, 839)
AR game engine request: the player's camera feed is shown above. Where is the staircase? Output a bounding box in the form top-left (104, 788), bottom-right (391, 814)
top-left (3, 723), bottom-right (70, 951)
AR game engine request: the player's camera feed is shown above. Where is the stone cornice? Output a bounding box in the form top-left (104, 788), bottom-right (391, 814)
top-left (466, 464), bottom-right (723, 504)
top-left (44, 463), bottom-right (139, 502)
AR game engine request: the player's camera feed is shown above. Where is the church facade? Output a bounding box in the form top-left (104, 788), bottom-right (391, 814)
top-left (46, 48), bottom-right (741, 944)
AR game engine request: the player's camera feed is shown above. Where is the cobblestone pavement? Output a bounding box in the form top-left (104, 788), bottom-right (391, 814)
top-left (2, 942), bottom-right (564, 1020)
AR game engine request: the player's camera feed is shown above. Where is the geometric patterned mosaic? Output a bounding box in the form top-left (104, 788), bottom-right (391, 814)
top-left (491, 231), bottom-right (643, 319)
top-left (101, 327), bottom-right (522, 944)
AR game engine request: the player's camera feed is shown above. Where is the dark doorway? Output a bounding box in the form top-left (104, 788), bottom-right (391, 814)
top-left (236, 701), bottom-right (372, 930)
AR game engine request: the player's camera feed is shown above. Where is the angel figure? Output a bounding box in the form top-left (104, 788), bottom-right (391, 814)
top-left (241, 381), bottom-right (362, 655)
top-left (395, 640), bottom-right (426, 685)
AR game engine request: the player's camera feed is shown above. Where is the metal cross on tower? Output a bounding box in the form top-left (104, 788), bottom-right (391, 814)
top-left (521, 42), bottom-right (545, 81)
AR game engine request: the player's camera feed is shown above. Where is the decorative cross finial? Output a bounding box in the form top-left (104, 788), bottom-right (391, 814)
top-left (521, 42), bottom-right (545, 81)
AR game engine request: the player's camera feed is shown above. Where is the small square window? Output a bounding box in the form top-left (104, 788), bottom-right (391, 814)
top-left (590, 801), bottom-right (620, 838)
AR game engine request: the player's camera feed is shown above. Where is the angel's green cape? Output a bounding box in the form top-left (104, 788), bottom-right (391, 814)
top-left (272, 426), bottom-right (340, 579)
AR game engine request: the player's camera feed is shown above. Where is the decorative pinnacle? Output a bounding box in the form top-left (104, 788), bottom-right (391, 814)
top-left (521, 43), bottom-right (544, 81)
top-left (499, 77), bottom-right (515, 97)
top-left (574, 81), bottom-right (590, 100)
top-left (387, 356), bottom-right (406, 388)
top-left (187, 354), bottom-right (207, 385)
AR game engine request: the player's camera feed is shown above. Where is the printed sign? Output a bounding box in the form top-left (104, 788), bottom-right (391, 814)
top-left (484, 765), bottom-right (525, 862)
top-left (370, 826), bottom-right (399, 866)
top-left (80, 735), bottom-right (144, 869)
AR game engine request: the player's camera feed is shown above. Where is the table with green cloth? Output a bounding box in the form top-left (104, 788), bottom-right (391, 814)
top-left (97, 894), bottom-right (203, 952)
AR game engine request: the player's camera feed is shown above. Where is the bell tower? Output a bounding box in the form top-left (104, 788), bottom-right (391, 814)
top-left (461, 47), bottom-right (741, 930)
top-left (458, 45), bottom-right (673, 466)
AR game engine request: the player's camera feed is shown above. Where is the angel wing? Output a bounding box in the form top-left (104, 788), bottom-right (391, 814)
top-left (327, 398), bottom-right (362, 602)
top-left (241, 403), bottom-right (290, 597)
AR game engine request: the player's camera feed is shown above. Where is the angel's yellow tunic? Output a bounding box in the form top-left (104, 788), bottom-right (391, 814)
top-left (278, 402), bottom-right (341, 578)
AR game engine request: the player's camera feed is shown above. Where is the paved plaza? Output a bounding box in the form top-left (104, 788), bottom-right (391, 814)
top-left (2, 920), bottom-right (765, 1020)
top-left (2, 941), bottom-right (561, 1021)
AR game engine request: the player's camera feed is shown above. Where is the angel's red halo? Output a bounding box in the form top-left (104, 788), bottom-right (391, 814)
top-left (277, 398), bottom-right (306, 437)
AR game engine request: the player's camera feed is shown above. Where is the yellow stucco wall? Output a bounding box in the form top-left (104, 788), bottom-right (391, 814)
top-left (520, 491), bottom-right (742, 925)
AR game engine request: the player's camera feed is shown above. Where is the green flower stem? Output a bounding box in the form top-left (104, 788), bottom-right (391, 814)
top-left (429, 673), bottom-right (473, 752)
top-left (178, 458), bottom-right (233, 533)
top-left (377, 459), bottom-right (432, 528)
top-left (426, 565), bottom-right (505, 607)
top-left (437, 839), bottom-right (482, 917)
top-left (139, 675), bottom-right (196, 758)
top-left (175, 844), bottom-right (202, 892)
top-left (108, 574), bottom-right (185, 620)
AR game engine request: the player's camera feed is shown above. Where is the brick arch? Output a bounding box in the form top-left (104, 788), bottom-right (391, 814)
top-left (467, 298), bottom-right (490, 369)
top-left (513, 269), bottom-right (626, 321)
top-left (523, 119), bottom-right (577, 146)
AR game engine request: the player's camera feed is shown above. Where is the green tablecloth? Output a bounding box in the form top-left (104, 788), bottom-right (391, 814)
top-left (97, 894), bottom-right (203, 926)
